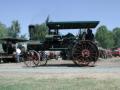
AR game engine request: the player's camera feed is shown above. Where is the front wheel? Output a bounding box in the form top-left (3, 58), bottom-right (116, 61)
top-left (24, 50), bottom-right (40, 67)
top-left (38, 51), bottom-right (48, 66)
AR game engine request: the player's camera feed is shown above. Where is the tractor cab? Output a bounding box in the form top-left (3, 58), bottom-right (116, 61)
top-left (46, 21), bottom-right (99, 48)
top-left (47, 21), bottom-right (99, 41)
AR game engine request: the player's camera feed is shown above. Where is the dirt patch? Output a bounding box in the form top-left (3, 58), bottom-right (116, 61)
top-left (96, 57), bottom-right (120, 67)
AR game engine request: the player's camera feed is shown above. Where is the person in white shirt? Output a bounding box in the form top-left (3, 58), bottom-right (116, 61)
top-left (16, 48), bottom-right (21, 63)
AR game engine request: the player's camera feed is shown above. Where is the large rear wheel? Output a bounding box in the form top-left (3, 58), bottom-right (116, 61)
top-left (72, 41), bottom-right (99, 66)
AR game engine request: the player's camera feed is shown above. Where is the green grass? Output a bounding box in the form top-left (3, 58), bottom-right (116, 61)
top-left (0, 77), bottom-right (120, 90)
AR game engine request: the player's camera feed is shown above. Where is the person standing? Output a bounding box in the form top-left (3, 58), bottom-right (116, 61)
top-left (16, 47), bottom-right (21, 63)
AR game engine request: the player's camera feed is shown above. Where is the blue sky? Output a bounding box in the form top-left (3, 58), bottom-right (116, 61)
top-left (0, 0), bottom-right (120, 37)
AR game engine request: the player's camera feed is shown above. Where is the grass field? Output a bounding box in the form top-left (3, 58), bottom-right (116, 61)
top-left (0, 77), bottom-right (120, 90)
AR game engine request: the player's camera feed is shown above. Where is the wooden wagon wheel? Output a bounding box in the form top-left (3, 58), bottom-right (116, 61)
top-left (72, 40), bottom-right (99, 66)
top-left (38, 51), bottom-right (48, 66)
top-left (24, 50), bottom-right (40, 67)
top-left (32, 50), bottom-right (40, 66)
top-left (24, 51), bottom-right (33, 67)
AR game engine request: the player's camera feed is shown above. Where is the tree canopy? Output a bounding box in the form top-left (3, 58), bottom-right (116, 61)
top-left (95, 25), bottom-right (114, 48)
top-left (112, 27), bottom-right (120, 47)
top-left (0, 22), bottom-right (8, 38)
top-left (0, 20), bottom-right (27, 40)
top-left (29, 23), bottom-right (48, 41)
top-left (8, 20), bottom-right (20, 38)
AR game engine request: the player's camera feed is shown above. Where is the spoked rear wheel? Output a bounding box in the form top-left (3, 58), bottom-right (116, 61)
top-left (72, 41), bottom-right (99, 66)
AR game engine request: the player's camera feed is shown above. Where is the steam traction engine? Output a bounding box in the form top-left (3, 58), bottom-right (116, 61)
top-left (25, 21), bottom-right (99, 66)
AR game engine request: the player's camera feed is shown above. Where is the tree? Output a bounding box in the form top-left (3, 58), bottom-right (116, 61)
top-left (113, 27), bottom-right (120, 47)
top-left (106, 31), bottom-right (114, 48)
top-left (29, 23), bottom-right (48, 41)
top-left (8, 20), bottom-right (20, 38)
top-left (95, 25), bottom-right (114, 48)
top-left (0, 22), bottom-right (8, 38)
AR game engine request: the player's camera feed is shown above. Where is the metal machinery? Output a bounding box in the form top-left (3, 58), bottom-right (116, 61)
top-left (0, 37), bottom-right (27, 63)
top-left (26, 21), bottom-right (99, 66)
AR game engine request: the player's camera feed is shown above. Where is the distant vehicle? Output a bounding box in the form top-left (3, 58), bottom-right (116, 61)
top-left (0, 37), bottom-right (28, 63)
top-left (112, 48), bottom-right (120, 57)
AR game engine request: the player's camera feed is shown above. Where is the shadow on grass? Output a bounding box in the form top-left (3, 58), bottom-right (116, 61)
top-left (23, 63), bottom-right (96, 68)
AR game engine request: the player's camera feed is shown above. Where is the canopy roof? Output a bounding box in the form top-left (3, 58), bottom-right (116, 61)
top-left (47, 21), bottom-right (99, 29)
top-left (27, 40), bottom-right (42, 45)
top-left (0, 37), bottom-right (28, 43)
